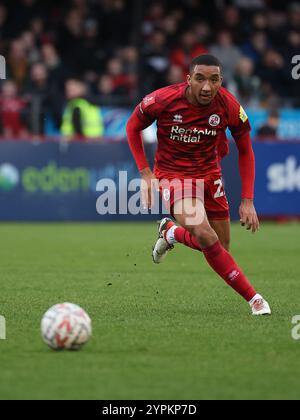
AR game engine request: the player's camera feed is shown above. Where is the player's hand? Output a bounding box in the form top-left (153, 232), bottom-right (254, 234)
top-left (239, 199), bottom-right (260, 233)
top-left (140, 168), bottom-right (160, 210)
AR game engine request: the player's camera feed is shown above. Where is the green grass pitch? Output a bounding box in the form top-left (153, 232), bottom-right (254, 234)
top-left (0, 222), bottom-right (300, 400)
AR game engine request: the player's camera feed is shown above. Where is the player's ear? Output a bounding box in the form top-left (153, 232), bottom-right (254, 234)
top-left (187, 74), bottom-right (191, 86)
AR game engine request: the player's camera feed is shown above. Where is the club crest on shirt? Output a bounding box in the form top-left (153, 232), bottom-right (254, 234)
top-left (209, 114), bottom-right (221, 127)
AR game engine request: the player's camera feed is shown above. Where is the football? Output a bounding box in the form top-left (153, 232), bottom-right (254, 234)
top-left (41, 303), bottom-right (92, 351)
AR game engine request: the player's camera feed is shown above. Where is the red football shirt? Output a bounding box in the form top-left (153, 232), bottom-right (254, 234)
top-left (135, 82), bottom-right (251, 180)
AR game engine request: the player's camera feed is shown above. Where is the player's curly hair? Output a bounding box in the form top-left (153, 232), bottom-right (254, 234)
top-left (190, 55), bottom-right (222, 74)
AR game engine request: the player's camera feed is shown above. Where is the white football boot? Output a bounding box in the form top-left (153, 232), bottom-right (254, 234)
top-left (250, 295), bottom-right (272, 316)
top-left (152, 218), bottom-right (175, 264)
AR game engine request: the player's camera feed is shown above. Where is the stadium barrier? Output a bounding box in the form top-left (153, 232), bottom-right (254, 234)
top-left (247, 109), bottom-right (300, 140)
top-left (46, 108), bottom-right (300, 141)
top-left (0, 140), bottom-right (299, 221)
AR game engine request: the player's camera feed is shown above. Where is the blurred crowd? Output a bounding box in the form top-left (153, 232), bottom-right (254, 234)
top-left (0, 0), bottom-right (299, 138)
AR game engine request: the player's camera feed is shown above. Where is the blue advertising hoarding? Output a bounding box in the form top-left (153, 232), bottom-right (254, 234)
top-left (0, 141), bottom-right (299, 221)
top-left (254, 143), bottom-right (300, 216)
top-left (0, 141), bottom-right (141, 221)
top-left (222, 142), bottom-right (300, 218)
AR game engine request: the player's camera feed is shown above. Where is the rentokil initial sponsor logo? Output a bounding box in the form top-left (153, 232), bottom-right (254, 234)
top-left (267, 157), bottom-right (300, 192)
top-left (170, 126), bottom-right (217, 143)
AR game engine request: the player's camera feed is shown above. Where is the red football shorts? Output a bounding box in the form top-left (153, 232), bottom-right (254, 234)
top-left (159, 177), bottom-right (230, 221)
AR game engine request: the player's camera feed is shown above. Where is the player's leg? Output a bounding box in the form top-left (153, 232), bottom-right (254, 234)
top-left (170, 176), bottom-right (231, 251)
top-left (205, 177), bottom-right (231, 251)
top-left (159, 177), bottom-right (231, 252)
top-left (155, 217), bottom-right (230, 253)
top-left (172, 198), bottom-right (271, 314)
top-left (152, 180), bottom-right (203, 264)
top-left (152, 215), bottom-right (204, 265)
top-left (209, 219), bottom-right (231, 251)
top-left (153, 179), bottom-right (230, 260)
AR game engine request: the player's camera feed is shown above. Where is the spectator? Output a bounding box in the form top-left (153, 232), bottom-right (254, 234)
top-left (41, 43), bottom-right (68, 90)
top-left (0, 4), bottom-right (9, 39)
top-left (61, 79), bottom-right (104, 140)
top-left (257, 110), bottom-right (280, 141)
top-left (20, 30), bottom-right (40, 63)
top-left (99, 0), bottom-right (131, 48)
top-left (57, 9), bottom-right (84, 73)
top-left (30, 17), bottom-right (46, 44)
top-left (251, 12), bottom-right (268, 34)
top-left (80, 19), bottom-right (105, 81)
top-left (121, 46), bottom-right (138, 99)
top-left (267, 10), bottom-right (287, 49)
top-left (0, 81), bottom-right (28, 139)
top-left (7, 0), bottom-right (39, 36)
top-left (286, 30), bottom-right (300, 58)
top-left (241, 31), bottom-right (268, 64)
top-left (170, 30), bottom-right (207, 75)
top-left (143, 2), bottom-right (166, 37)
top-left (221, 6), bottom-right (243, 43)
top-left (193, 21), bottom-right (212, 47)
top-left (210, 31), bottom-right (242, 84)
top-left (24, 62), bottom-right (61, 136)
top-left (96, 74), bottom-right (131, 106)
top-left (231, 57), bottom-right (261, 106)
top-left (162, 14), bottom-right (180, 40)
top-left (233, 0), bottom-right (265, 11)
top-left (143, 30), bottom-right (169, 93)
top-left (7, 39), bottom-right (29, 90)
top-left (107, 57), bottom-right (134, 97)
top-left (166, 65), bottom-right (185, 85)
top-left (257, 49), bottom-right (287, 99)
top-left (288, 2), bottom-right (300, 32)
top-left (121, 46), bottom-right (138, 76)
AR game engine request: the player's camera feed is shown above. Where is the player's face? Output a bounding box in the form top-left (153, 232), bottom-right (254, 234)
top-left (187, 65), bottom-right (223, 106)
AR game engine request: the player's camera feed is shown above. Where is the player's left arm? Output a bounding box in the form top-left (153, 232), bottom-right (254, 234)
top-left (228, 97), bottom-right (259, 233)
top-left (234, 132), bottom-right (260, 233)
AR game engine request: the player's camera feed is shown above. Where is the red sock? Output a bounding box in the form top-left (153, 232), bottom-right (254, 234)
top-left (174, 227), bottom-right (202, 251)
top-left (202, 241), bottom-right (256, 302)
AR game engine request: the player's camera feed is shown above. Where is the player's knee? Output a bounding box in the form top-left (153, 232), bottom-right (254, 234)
top-left (190, 223), bottom-right (218, 248)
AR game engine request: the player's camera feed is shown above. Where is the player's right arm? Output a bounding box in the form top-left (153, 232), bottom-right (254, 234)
top-left (126, 96), bottom-right (160, 209)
